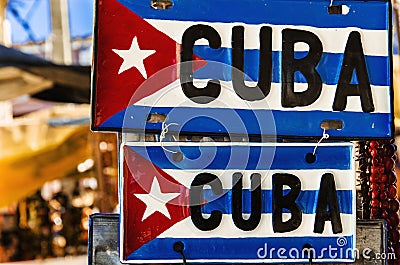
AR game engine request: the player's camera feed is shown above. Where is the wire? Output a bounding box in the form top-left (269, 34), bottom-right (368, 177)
top-left (313, 128), bottom-right (329, 156)
top-left (160, 121), bottom-right (179, 153)
top-left (8, 5), bottom-right (37, 42)
top-left (173, 241), bottom-right (187, 265)
top-left (25, 0), bottom-right (41, 22)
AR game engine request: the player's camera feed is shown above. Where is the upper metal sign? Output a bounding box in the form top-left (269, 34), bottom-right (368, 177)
top-left (92, 0), bottom-right (392, 139)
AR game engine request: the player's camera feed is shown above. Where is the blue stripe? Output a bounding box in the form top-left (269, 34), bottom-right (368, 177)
top-left (202, 190), bottom-right (353, 214)
top-left (127, 144), bottom-right (353, 170)
top-left (127, 236), bottom-right (355, 261)
top-left (119, 0), bottom-right (389, 30)
top-left (102, 106), bottom-right (392, 138)
top-left (193, 47), bottom-right (390, 86)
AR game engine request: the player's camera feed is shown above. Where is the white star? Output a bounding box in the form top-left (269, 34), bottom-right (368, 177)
top-left (112, 36), bottom-right (156, 78)
top-left (134, 177), bottom-right (180, 221)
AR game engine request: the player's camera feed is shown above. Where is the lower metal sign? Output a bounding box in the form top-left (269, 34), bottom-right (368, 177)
top-left (120, 142), bottom-right (356, 263)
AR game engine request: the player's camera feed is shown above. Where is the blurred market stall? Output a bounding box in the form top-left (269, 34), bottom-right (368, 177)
top-left (0, 0), bottom-right (121, 263)
top-left (0, 42), bottom-right (117, 261)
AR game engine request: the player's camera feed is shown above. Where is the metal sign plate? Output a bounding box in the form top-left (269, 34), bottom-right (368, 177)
top-left (120, 142), bottom-right (356, 263)
top-left (92, 0), bottom-right (392, 139)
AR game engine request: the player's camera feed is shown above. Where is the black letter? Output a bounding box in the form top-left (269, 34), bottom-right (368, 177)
top-left (232, 26), bottom-right (272, 101)
top-left (272, 173), bottom-right (302, 232)
top-left (181, 25), bottom-right (221, 104)
top-left (190, 173), bottom-right (223, 231)
top-left (232, 172), bottom-right (262, 231)
top-left (333, 31), bottom-right (374, 112)
top-left (314, 173), bottom-right (343, 234)
top-left (281, 29), bottom-right (323, 107)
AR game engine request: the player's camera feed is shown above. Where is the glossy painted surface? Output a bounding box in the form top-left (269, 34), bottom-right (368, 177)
top-left (91, 0), bottom-right (392, 138)
top-left (120, 142), bottom-right (356, 263)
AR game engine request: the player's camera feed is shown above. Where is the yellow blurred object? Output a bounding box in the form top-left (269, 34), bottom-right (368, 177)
top-left (0, 104), bottom-right (92, 207)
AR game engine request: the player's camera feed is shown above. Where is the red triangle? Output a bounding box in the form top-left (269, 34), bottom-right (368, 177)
top-left (122, 146), bottom-right (190, 259)
top-left (93, 0), bottom-right (206, 128)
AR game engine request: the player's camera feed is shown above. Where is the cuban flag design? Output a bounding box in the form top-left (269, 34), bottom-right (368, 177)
top-left (121, 142), bottom-right (356, 263)
top-left (92, 0), bottom-right (392, 139)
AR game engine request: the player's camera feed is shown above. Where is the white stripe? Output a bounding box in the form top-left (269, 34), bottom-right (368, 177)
top-left (135, 80), bottom-right (391, 113)
top-left (158, 214), bottom-right (355, 238)
top-left (146, 19), bottom-right (388, 56)
top-left (123, 259), bottom-right (354, 263)
top-left (163, 169), bottom-right (355, 190)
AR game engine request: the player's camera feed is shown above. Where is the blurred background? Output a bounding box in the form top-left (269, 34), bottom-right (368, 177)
top-left (0, 0), bottom-right (397, 264)
top-left (0, 0), bottom-right (117, 263)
